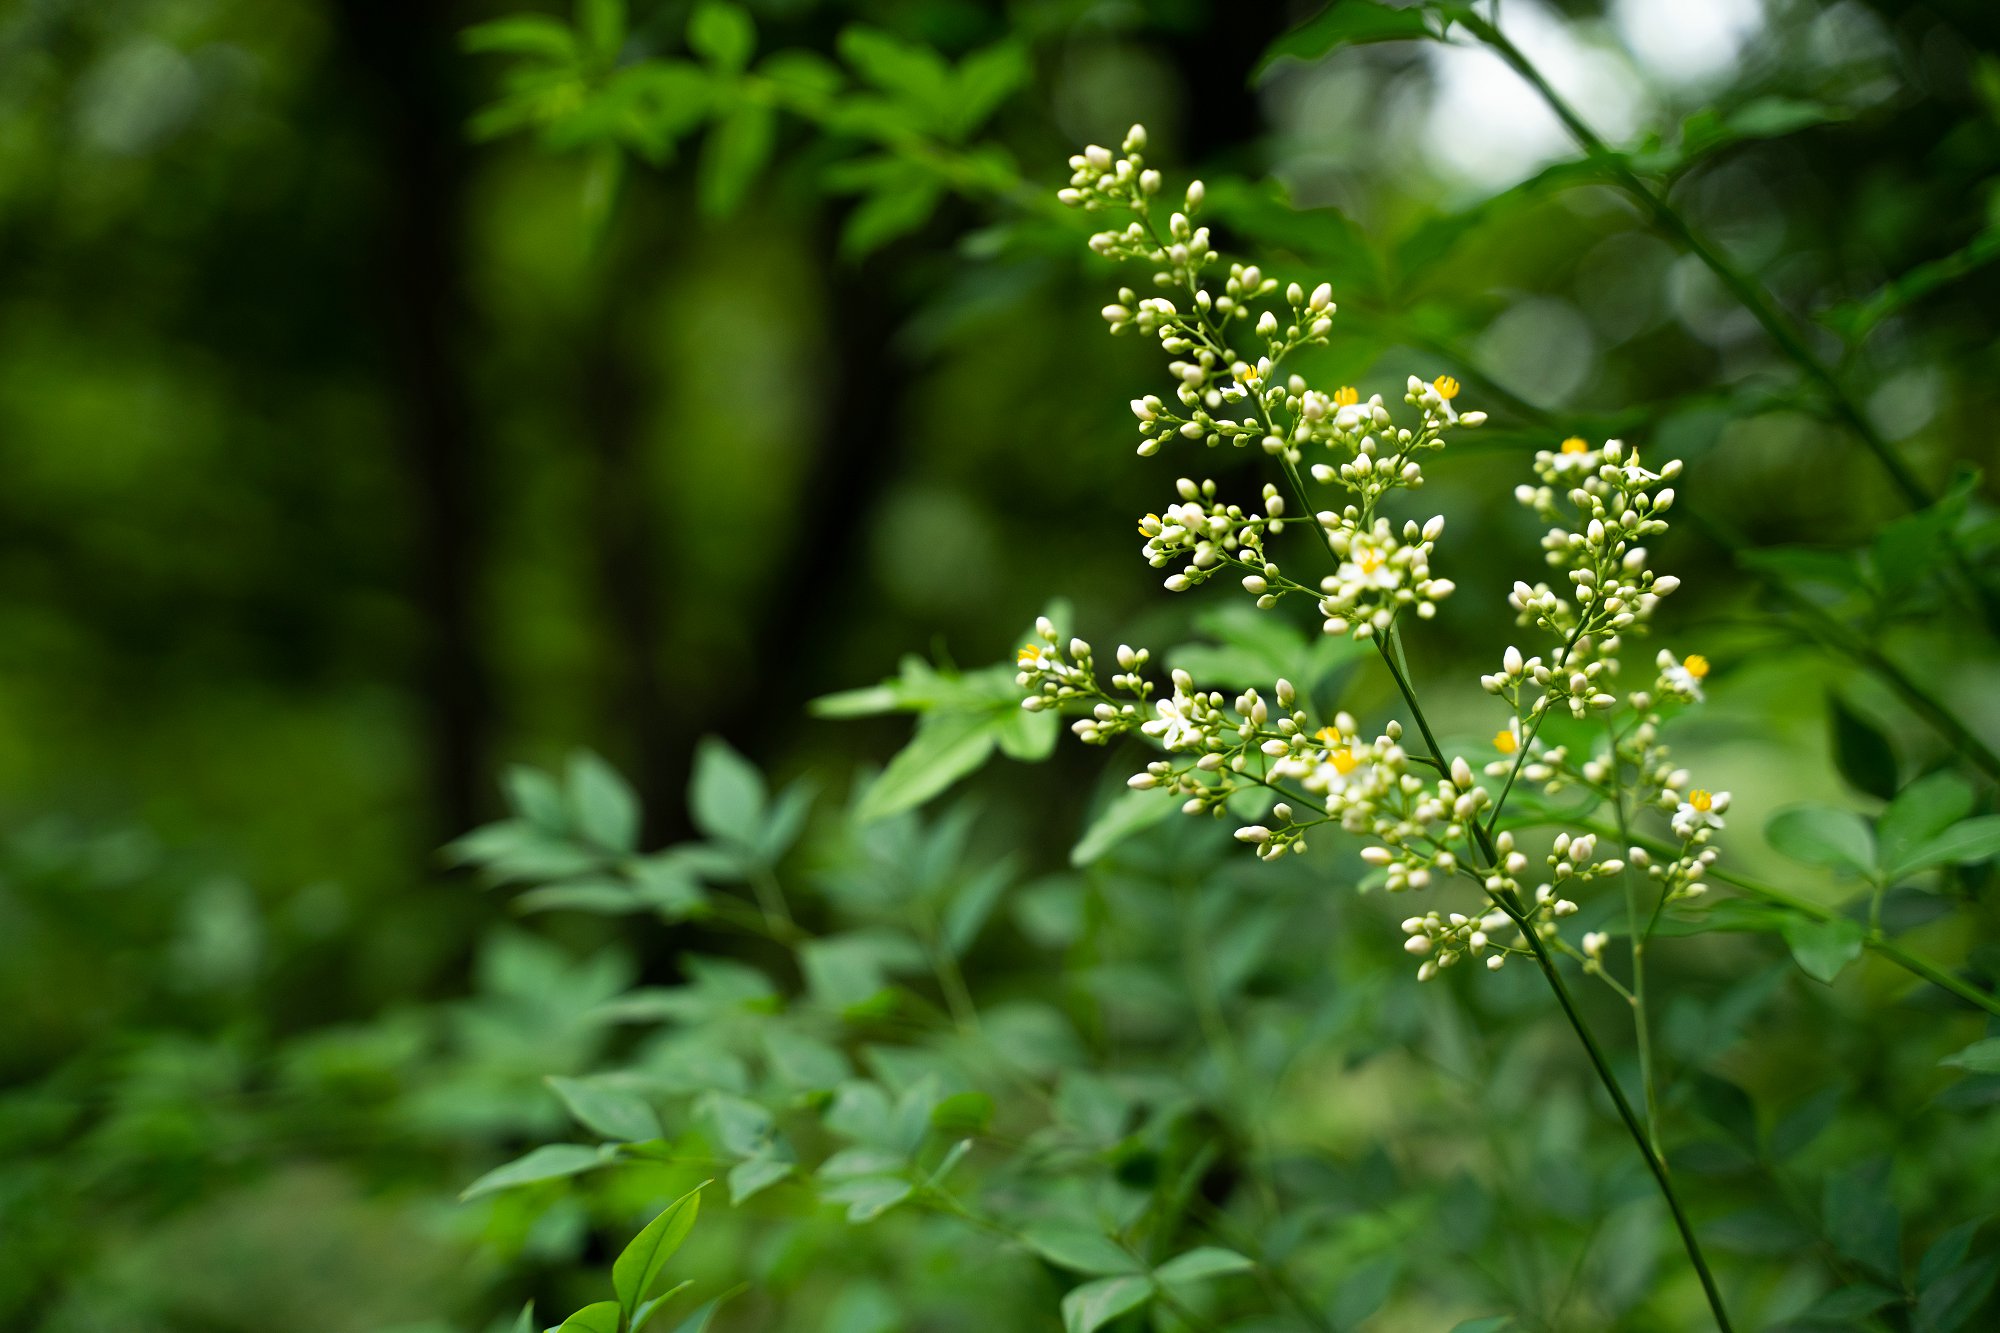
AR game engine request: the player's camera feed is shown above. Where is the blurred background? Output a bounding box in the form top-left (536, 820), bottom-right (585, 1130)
top-left (3, 0), bottom-right (1998, 1328)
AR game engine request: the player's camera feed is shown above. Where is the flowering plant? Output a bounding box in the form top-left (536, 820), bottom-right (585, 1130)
top-left (1022, 124), bottom-right (1747, 1328)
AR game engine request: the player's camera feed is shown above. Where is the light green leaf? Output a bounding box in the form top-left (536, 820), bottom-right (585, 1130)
top-left (509, 1300), bottom-right (536, 1333)
top-left (854, 709), bottom-right (1000, 823)
top-left (612, 1185), bottom-right (705, 1314)
top-left (1155, 1247), bottom-right (1255, 1284)
top-left (555, 1301), bottom-right (623, 1333)
top-left (568, 751), bottom-right (640, 853)
top-left (1022, 1226), bottom-right (1143, 1276)
top-left (1767, 805), bottom-right (1876, 877)
top-left (697, 98), bottom-right (775, 217)
top-left (1072, 786), bottom-right (1179, 867)
top-left (1061, 1275), bottom-right (1154, 1333)
top-left (928, 1090), bottom-right (993, 1135)
top-left (547, 1075), bottom-right (661, 1142)
top-left (463, 16), bottom-right (579, 62)
top-left (762, 1028), bottom-right (851, 1091)
top-left (506, 765), bottom-right (571, 832)
top-left (627, 1283), bottom-right (691, 1333)
top-left (1781, 915), bottom-right (1866, 985)
top-left (727, 1156), bottom-right (794, 1204)
top-left (1879, 772), bottom-right (1977, 876)
top-left (687, 2), bottom-right (755, 73)
top-left (461, 1143), bottom-right (618, 1200)
top-left (822, 1174), bottom-right (912, 1222)
top-left (1941, 1038), bottom-right (2000, 1075)
top-left (577, 0), bottom-right (626, 64)
top-left (689, 736), bottom-right (767, 842)
top-left (1890, 816), bottom-right (2000, 880)
top-left (665, 1295), bottom-right (734, 1333)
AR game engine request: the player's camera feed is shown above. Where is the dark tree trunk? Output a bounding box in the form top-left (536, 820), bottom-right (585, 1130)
top-left (330, 0), bottom-right (493, 845)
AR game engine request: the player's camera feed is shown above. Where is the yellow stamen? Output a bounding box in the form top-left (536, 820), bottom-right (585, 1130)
top-left (1560, 436), bottom-right (1589, 454)
top-left (1017, 645), bottom-right (1040, 666)
top-left (1233, 363), bottom-right (1261, 384)
top-left (1689, 789), bottom-right (1713, 812)
top-left (1432, 375), bottom-right (1460, 401)
top-left (1330, 748), bottom-right (1360, 776)
top-left (1356, 550), bottom-right (1384, 575)
top-left (1314, 726), bottom-right (1341, 745)
top-left (1332, 386), bottom-right (1359, 406)
top-left (1493, 729), bottom-right (1518, 755)
top-left (1683, 654), bottom-right (1710, 679)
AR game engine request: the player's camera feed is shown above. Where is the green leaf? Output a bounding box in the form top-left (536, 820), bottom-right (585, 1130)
top-left (509, 1300), bottom-right (536, 1333)
top-left (1061, 1275), bottom-right (1154, 1333)
top-left (762, 1028), bottom-right (851, 1091)
top-left (727, 1155), bottom-right (794, 1204)
top-left (1022, 1226), bottom-right (1143, 1276)
top-left (1941, 1038), bottom-right (2000, 1075)
top-left (628, 1283), bottom-right (692, 1333)
top-left (1879, 772), bottom-right (1977, 877)
top-left (837, 27), bottom-right (953, 117)
top-left (515, 880), bottom-right (644, 915)
top-left (1824, 1159), bottom-right (1901, 1281)
top-left (547, 1075), bottom-right (662, 1142)
top-left (822, 1174), bottom-right (912, 1222)
top-left (1803, 1285), bottom-right (1899, 1320)
top-left (928, 1090), bottom-right (994, 1136)
top-left (1072, 786), bottom-right (1179, 867)
top-left (1920, 1218), bottom-right (1987, 1289)
top-left (461, 1143), bottom-right (617, 1200)
top-left (854, 709), bottom-right (1000, 823)
top-left (1448, 1320), bottom-right (1515, 1333)
top-left (687, 2), bottom-right (755, 73)
top-left (1917, 1256), bottom-right (1999, 1333)
top-left (506, 765), bottom-right (571, 832)
top-left (463, 16), bottom-right (579, 62)
top-left (697, 98), bottom-right (775, 217)
top-left (1767, 805), bottom-right (1876, 877)
top-left (1257, 0), bottom-right (1438, 78)
top-left (1889, 816), bottom-right (2000, 880)
top-left (568, 751), bottom-right (641, 853)
top-left (1782, 915), bottom-right (1866, 985)
top-left (1155, 1248), bottom-right (1254, 1284)
top-left (556, 1301), bottom-right (623, 1333)
top-left (577, 0), bottom-right (626, 65)
top-left (1830, 696), bottom-right (1898, 802)
top-left (946, 40), bottom-right (1028, 139)
top-left (664, 1294), bottom-right (734, 1333)
top-left (689, 736), bottom-right (767, 843)
top-left (611, 1185), bottom-right (706, 1315)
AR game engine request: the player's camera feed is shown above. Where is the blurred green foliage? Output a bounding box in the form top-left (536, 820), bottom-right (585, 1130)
top-left (2, 0), bottom-right (2000, 1328)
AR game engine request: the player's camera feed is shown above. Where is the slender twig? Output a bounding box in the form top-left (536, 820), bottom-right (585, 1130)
top-left (1498, 888), bottom-right (1737, 1332)
top-left (1605, 720), bottom-right (1665, 1160)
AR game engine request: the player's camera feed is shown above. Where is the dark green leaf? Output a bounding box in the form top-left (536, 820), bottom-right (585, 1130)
top-left (1916, 1255), bottom-right (1999, 1333)
top-left (463, 16), bottom-right (579, 62)
top-left (1448, 1320), bottom-right (1515, 1333)
top-left (1257, 0), bottom-right (1438, 78)
top-left (697, 98), bottom-right (774, 217)
top-left (1920, 1218), bottom-right (1987, 1289)
top-left (1803, 1284), bottom-right (1900, 1320)
top-left (1072, 786), bottom-right (1180, 867)
top-left (1824, 1159), bottom-right (1901, 1281)
top-left (1830, 696), bottom-right (1898, 801)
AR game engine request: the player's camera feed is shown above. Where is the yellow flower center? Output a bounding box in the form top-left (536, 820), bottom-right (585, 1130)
top-left (1689, 789), bottom-right (1713, 812)
top-left (1017, 645), bottom-right (1040, 666)
top-left (1233, 363), bottom-right (1261, 384)
top-left (1315, 726), bottom-right (1340, 743)
top-left (1493, 729), bottom-right (1518, 755)
top-left (1560, 436), bottom-right (1589, 454)
top-left (1683, 654), bottom-right (1710, 679)
top-left (1432, 375), bottom-right (1460, 401)
top-left (1330, 748), bottom-right (1360, 776)
top-left (1332, 386), bottom-right (1359, 406)
top-left (1356, 550), bottom-right (1384, 575)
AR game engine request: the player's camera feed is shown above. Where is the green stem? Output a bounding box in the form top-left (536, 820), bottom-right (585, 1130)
top-left (1457, 10), bottom-right (2000, 634)
top-left (1606, 721), bottom-right (1665, 1160)
top-left (1502, 891), bottom-right (1736, 1333)
top-left (1572, 822), bottom-right (2000, 1019)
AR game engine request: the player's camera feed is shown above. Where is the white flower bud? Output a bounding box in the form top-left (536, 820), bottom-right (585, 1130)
top-left (1308, 282), bottom-right (1333, 312)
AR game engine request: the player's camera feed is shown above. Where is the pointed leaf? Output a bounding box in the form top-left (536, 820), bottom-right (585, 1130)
top-left (1155, 1248), bottom-right (1255, 1284)
top-left (548, 1076), bottom-right (662, 1142)
top-left (1061, 1275), bottom-right (1154, 1333)
top-left (687, 2), bottom-right (755, 73)
top-left (1767, 805), bottom-right (1875, 876)
top-left (1782, 915), bottom-right (1866, 985)
top-left (1022, 1226), bottom-right (1143, 1276)
top-left (569, 751), bottom-right (641, 853)
top-left (1941, 1039), bottom-right (2000, 1075)
top-left (612, 1185), bottom-right (706, 1314)
top-left (1879, 772), bottom-right (1976, 876)
top-left (556, 1301), bottom-right (623, 1333)
top-left (461, 1143), bottom-right (617, 1200)
top-left (690, 736), bottom-right (767, 842)
top-left (853, 709), bottom-right (999, 823)
top-left (1891, 816), bottom-right (2000, 880)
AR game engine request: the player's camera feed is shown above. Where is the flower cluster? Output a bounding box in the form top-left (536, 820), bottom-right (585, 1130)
top-left (1033, 126), bottom-right (1732, 988)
